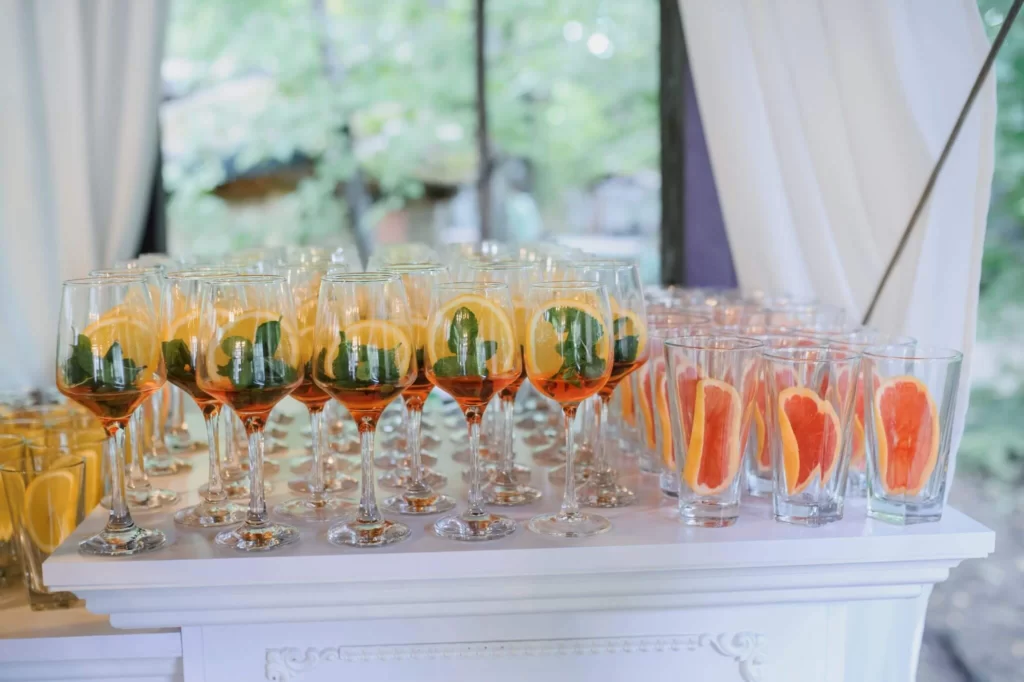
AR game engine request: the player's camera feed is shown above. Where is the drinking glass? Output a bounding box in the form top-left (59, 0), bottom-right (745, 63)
top-left (0, 435), bottom-right (24, 588)
top-left (313, 273), bottom-right (417, 547)
top-left (55, 276), bottom-right (167, 555)
top-left (524, 282), bottom-right (613, 537)
top-left (645, 313), bottom-right (713, 494)
top-left (765, 346), bottom-right (861, 526)
top-left (91, 267), bottom-right (182, 506)
top-left (366, 242), bottom-right (438, 270)
top-left (426, 282), bottom-right (522, 540)
top-left (665, 336), bottom-right (762, 527)
top-left (275, 263), bottom-right (356, 522)
top-left (196, 275), bottom-right (304, 551)
top-left (380, 264), bottom-right (456, 515)
top-left (467, 261), bottom-right (542, 506)
top-left (163, 269), bottom-right (246, 527)
top-left (740, 332), bottom-right (825, 498)
top-left (863, 345), bottom-right (962, 524)
top-left (567, 260), bottom-right (648, 508)
top-left (3, 448), bottom-right (85, 608)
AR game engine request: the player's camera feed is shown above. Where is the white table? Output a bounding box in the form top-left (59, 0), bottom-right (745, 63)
top-left (3, 401), bottom-right (997, 681)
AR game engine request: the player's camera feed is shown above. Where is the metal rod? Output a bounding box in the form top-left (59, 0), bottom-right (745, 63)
top-left (862, 0), bottom-right (1022, 325)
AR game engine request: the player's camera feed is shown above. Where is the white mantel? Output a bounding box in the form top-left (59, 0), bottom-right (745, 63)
top-left (0, 400), bottom-right (996, 681)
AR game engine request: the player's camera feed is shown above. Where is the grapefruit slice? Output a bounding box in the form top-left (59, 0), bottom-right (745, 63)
top-left (873, 376), bottom-right (939, 496)
top-left (836, 368), bottom-right (880, 470)
top-left (778, 387), bottom-right (841, 495)
top-left (683, 378), bottom-right (743, 495)
top-left (620, 372), bottom-right (637, 426)
top-left (636, 363), bottom-right (656, 449)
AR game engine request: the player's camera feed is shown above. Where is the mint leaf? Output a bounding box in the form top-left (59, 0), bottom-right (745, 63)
top-left (543, 305), bottom-right (608, 385)
top-left (432, 356), bottom-right (468, 377)
top-left (447, 307), bottom-right (478, 354)
top-left (162, 339), bottom-right (194, 385)
top-left (613, 335), bottom-right (639, 364)
top-left (477, 339), bottom-right (497, 362)
top-left (64, 334), bottom-right (94, 386)
top-left (254, 319), bottom-right (282, 357)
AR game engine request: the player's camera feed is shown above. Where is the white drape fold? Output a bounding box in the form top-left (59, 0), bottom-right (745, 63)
top-left (0, 0), bottom-right (168, 393)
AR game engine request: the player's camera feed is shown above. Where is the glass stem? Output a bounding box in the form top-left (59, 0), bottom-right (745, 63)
top-left (467, 409), bottom-right (485, 516)
top-left (151, 386), bottom-right (166, 453)
top-left (223, 408), bottom-right (241, 472)
top-left (105, 424), bottom-right (134, 532)
top-left (202, 405), bottom-right (225, 503)
top-left (309, 407), bottom-right (327, 503)
top-left (561, 404), bottom-right (580, 518)
top-left (596, 396), bottom-right (611, 477)
top-left (406, 403), bottom-right (428, 493)
top-left (244, 419), bottom-right (267, 527)
top-left (499, 395), bottom-right (516, 480)
top-left (357, 418), bottom-right (382, 524)
top-left (127, 409), bottom-right (151, 492)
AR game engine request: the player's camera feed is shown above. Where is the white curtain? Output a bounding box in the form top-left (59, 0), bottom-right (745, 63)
top-left (679, 1), bottom-right (995, 679)
top-left (0, 0), bottom-right (168, 394)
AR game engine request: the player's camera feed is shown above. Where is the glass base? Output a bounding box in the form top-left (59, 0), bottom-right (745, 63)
top-left (433, 510), bottom-right (517, 541)
top-left (483, 481), bottom-right (542, 506)
top-left (846, 470), bottom-right (868, 497)
top-left (638, 452), bottom-right (661, 474)
top-left (165, 431), bottom-right (200, 452)
top-left (291, 456), bottom-right (359, 476)
top-left (387, 433), bottom-right (443, 451)
top-left (378, 468), bottom-right (447, 490)
top-left (265, 440), bottom-right (289, 456)
top-left (382, 490), bottom-right (457, 515)
top-left (239, 457), bottom-right (280, 474)
top-left (215, 521), bottom-right (299, 551)
top-left (200, 478), bottom-right (273, 500)
top-left (329, 438), bottom-right (361, 455)
top-left (451, 445), bottom-right (499, 465)
top-left (579, 474), bottom-right (636, 508)
top-left (145, 455), bottom-right (191, 477)
top-left (867, 496), bottom-right (942, 525)
top-left (679, 500), bottom-right (740, 527)
top-left (104, 487), bottom-right (179, 511)
top-left (547, 463), bottom-right (593, 485)
top-left (462, 462), bottom-right (531, 484)
top-left (328, 517), bottom-right (410, 547)
top-left (532, 442), bottom-right (564, 466)
top-left (79, 525), bottom-right (167, 556)
top-left (267, 426), bottom-right (289, 441)
top-left (287, 474), bottom-right (358, 494)
top-left (374, 452), bottom-right (439, 470)
top-left (274, 496), bottom-right (355, 523)
top-left (773, 498), bottom-right (842, 527)
top-left (528, 511), bottom-right (610, 538)
top-left (745, 471), bottom-right (773, 498)
top-left (659, 470), bottom-right (679, 497)
top-left (174, 500), bottom-right (246, 528)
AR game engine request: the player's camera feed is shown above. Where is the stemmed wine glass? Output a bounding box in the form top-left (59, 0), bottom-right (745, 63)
top-left (164, 269), bottom-right (246, 527)
top-left (567, 260), bottom-right (649, 508)
top-left (380, 264), bottom-right (456, 515)
top-left (55, 276), bottom-right (167, 555)
top-left (467, 260), bottom-right (542, 506)
top-left (524, 281), bottom-right (613, 537)
top-left (195, 275), bottom-right (303, 551)
top-left (313, 273), bottom-right (418, 547)
top-left (425, 282), bottom-right (522, 541)
top-left (275, 263), bottom-right (356, 522)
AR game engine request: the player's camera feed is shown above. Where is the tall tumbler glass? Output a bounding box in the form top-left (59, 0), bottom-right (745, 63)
top-left (665, 336), bottom-right (762, 527)
top-left (765, 346), bottom-right (861, 526)
top-left (863, 346), bottom-right (962, 524)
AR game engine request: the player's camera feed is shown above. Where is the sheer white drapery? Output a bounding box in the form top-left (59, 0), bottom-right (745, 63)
top-left (0, 0), bottom-right (168, 393)
top-left (679, 1), bottom-right (995, 679)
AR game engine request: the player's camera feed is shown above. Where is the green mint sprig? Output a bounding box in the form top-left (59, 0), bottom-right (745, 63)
top-left (431, 306), bottom-right (498, 377)
top-left (543, 306), bottom-right (607, 386)
top-left (216, 319), bottom-right (298, 389)
top-left (612, 316), bottom-right (640, 364)
top-left (162, 339), bottom-right (194, 386)
top-left (64, 334), bottom-right (146, 390)
top-left (316, 330), bottom-right (404, 395)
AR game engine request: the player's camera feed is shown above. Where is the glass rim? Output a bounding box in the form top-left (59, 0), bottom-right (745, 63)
top-left (382, 262), bottom-right (450, 274)
top-left (464, 260), bottom-right (535, 272)
top-left (561, 258), bottom-right (637, 271)
top-left (63, 275), bottom-right (147, 286)
top-left (202, 273), bottom-right (287, 284)
top-left (863, 345), bottom-right (963, 362)
top-left (438, 281), bottom-right (508, 292)
top-left (648, 312), bottom-right (713, 325)
top-left (324, 272), bottom-right (399, 283)
top-left (529, 280), bottom-right (603, 292)
top-left (762, 346), bottom-right (862, 363)
top-left (164, 268), bottom-right (240, 281)
top-left (663, 335), bottom-right (764, 351)
top-left (91, 265), bottom-right (165, 276)
top-left (0, 451), bottom-right (84, 474)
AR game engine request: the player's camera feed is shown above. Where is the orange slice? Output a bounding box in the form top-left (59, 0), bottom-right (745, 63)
top-left (778, 387), bottom-right (841, 495)
top-left (24, 469), bottom-right (80, 554)
top-left (432, 294), bottom-right (518, 376)
top-left (683, 378), bottom-right (743, 495)
top-left (873, 376), bottom-right (939, 496)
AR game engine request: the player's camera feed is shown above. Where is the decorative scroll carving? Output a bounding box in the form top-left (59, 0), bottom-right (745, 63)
top-left (266, 632), bottom-right (765, 681)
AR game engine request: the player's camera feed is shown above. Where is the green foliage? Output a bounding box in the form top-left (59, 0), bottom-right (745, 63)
top-left (322, 331), bottom-right (404, 393)
top-left (432, 306), bottom-right (498, 377)
top-left (163, 0), bottom-right (658, 252)
top-left (612, 315), bottom-right (639, 364)
top-left (64, 335), bottom-right (146, 390)
top-left (161, 339), bottom-right (194, 386)
top-left (543, 305), bottom-right (607, 386)
top-left (216, 320), bottom-right (298, 389)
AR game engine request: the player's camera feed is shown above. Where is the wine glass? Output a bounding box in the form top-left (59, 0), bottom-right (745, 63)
top-left (379, 264), bottom-right (457, 515)
top-left (55, 276), bottom-right (167, 555)
top-left (313, 273), bottom-right (418, 547)
top-left (195, 275), bottom-right (304, 551)
top-left (467, 260), bottom-right (542, 506)
top-left (425, 282), bottom-right (522, 541)
top-left (91, 267), bottom-right (183, 507)
top-left (564, 260), bottom-right (649, 508)
top-left (365, 242), bottom-right (438, 270)
top-left (163, 269), bottom-right (246, 528)
top-left (274, 263), bottom-right (356, 522)
top-left (524, 281), bottom-right (614, 537)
